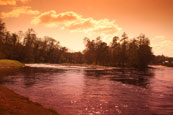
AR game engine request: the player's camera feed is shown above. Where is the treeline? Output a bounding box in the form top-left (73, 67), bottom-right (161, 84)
top-left (0, 20), bottom-right (83, 63)
top-left (84, 33), bottom-right (153, 68)
top-left (0, 20), bottom-right (154, 68)
top-left (152, 55), bottom-right (173, 66)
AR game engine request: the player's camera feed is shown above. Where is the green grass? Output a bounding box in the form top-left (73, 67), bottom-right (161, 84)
top-left (0, 59), bottom-right (24, 68)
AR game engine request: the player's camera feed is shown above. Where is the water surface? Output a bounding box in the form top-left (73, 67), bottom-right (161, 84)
top-left (0, 64), bottom-right (173, 115)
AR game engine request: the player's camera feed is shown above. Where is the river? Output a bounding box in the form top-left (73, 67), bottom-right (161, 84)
top-left (0, 64), bottom-right (173, 115)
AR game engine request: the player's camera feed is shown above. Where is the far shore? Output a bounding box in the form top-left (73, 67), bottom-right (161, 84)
top-left (25, 63), bottom-right (158, 70)
top-left (0, 58), bottom-right (167, 71)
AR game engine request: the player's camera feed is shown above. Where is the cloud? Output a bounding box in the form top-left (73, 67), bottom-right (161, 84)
top-left (92, 19), bottom-right (121, 34)
top-left (151, 35), bottom-right (173, 56)
top-left (64, 18), bottom-right (121, 35)
top-left (150, 35), bottom-right (165, 43)
top-left (64, 18), bottom-right (94, 31)
top-left (31, 11), bottom-right (81, 27)
top-left (1, 6), bottom-right (40, 18)
top-left (31, 10), bottom-right (121, 35)
top-left (0, 0), bottom-right (28, 5)
top-left (152, 40), bottom-right (173, 56)
top-left (154, 35), bottom-right (165, 39)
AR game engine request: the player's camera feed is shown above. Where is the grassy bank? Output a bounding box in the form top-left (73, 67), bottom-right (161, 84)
top-left (0, 59), bottom-right (24, 68)
top-left (0, 86), bottom-right (57, 115)
top-left (0, 60), bottom-right (58, 114)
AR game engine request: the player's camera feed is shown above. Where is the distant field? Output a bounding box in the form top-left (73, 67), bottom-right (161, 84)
top-left (0, 59), bottom-right (24, 68)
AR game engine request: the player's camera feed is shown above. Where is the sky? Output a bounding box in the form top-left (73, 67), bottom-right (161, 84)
top-left (0, 0), bottom-right (173, 56)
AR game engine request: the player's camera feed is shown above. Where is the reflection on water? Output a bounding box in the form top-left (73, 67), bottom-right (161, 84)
top-left (84, 69), bottom-right (154, 88)
top-left (0, 65), bottom-right (173, 115)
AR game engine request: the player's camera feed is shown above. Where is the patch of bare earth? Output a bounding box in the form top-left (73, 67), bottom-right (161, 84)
top-left (0, 86), bottom-right (57, 115)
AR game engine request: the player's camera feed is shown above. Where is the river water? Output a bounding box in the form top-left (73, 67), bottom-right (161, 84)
top-left (0, 64), bottom-right (173, 115)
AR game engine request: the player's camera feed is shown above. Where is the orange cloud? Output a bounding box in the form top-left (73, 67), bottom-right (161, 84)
top-left (151, 35), bottom-right (173, 56)
top-left (152, 40), bottom-right (173, 56)
top-left (31, 11), bottom-right (121, 35)
top-left (0, 0), bottom-right (28, 5)
top-left (64, 18), bottom-right (94, 30)
top-left (92, 19), bottom-right (121, 34)
top-left (93, 26), bottom-right (118, 34)
top-left (31, 11), bottom-right (81, 26)
top-left (1, 6), bottom-right (40, 18)
top-left (65, 18), bottom-right (121, 35)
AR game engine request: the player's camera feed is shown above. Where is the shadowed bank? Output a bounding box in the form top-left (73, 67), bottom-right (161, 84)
top-left (0, 86), bottom-right (57, 115)
top-left (0, 60), bottom-right (58, 115)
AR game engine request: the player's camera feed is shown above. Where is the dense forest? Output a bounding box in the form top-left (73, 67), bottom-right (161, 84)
top-left (0, 20), bottom-right (171, 68)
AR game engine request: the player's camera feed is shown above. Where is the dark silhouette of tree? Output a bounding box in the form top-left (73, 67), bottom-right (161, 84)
top-left (83, 37), bottom-right (109, 65)
top-left (0, 19), bottom-right (156, 68)
top-left (127, 39), bottom-right (139, 67)
top-left (135, 34), bottom-right (153, 68)
top-left (119, 32), bottom-right (128, 67)
top-left (0, 20), bottom-right (7, 59)
top-left (110, 36), bottom-right (121, 66)
top-left (83, 37), bottom-right (96, 64)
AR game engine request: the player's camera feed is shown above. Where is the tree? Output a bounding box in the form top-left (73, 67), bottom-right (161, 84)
top-left (23, 29), bottom-right (37, 62)
top-left (83, 37), bottom-right (96, 64)
top-left (0, 20), bottom-right (6, 59)
top-left (0, 19), bottom-right (154, 68)
top-left (110, 36), bottom-right (121, 66)
top-left (119, 32), bottom-right (128, 67)
top-left (136, 34), bottom-right (153, 68)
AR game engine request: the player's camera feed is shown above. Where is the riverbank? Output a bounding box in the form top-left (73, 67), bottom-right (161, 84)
top-left (26, 63), bottom-right (155, 70)
top-left (0, 86), bottom-right (57, 115)
top-left (26, 63), bottom-right (121, 69)
top-left (0, 60), bottom-right (58, 114)
top-left (0, 59), bottom-right (24, 68)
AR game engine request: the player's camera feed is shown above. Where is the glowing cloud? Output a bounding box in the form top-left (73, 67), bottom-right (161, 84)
top-left (92, 19), bottom-right (121, 34)
top-left (0, 0), bottom-right (28, 5)
top-left (64, 18), bottom-right (94, 31)
top-left (1, 6), bottom-right (40, 18)
top-left (31, 10), bottom-right (121, 35)
top-left (31, 11), bottom-right (81, 27)
top-left (151, 35), bottom-right (173, 56)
